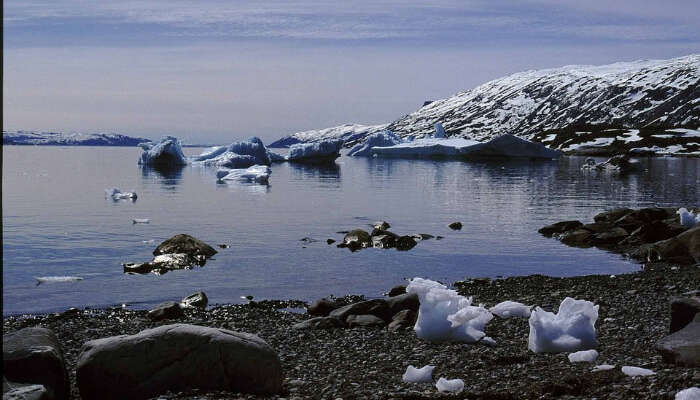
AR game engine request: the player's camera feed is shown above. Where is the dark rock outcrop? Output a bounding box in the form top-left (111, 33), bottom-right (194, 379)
top-left (346, 314), bottom-right (386, 328)
top-left (307, 299), bottom-right (338, 317)
top-left (180, 292), bottom-right (208, 309)
top-left (153, 234), bottom-right (217, 257)
top-left (656, 315), bottom-right (700, 367)
top-left (448, 222), bottom-right (463, 230)
top-left (670, 297), bottom-right (700, 334)
top-left (342, 229), bottom-right (372, 251)
top-left (147, 302), bottom-right (184, 321)
top-left (291, 317), bottom-right (344, 330)
top-left (3, 328), bottom-right (70, 400)
top-left (76, 324), bottom-right (283, 399)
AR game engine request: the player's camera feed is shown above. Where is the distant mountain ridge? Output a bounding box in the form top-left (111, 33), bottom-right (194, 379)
top-left (3, 131), bottom-right (151, 146)
top-left (268, 124), bottom-right (388, 148)
top-left (271, 54), bottom-right (700, 155)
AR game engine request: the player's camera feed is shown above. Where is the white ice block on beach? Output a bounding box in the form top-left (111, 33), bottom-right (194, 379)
top-left (435, 377), bottom-right (464, 393)
top-left (528, 297), bottom-right (598, 353)
top-left (402, 365), bottom-right (435, 383)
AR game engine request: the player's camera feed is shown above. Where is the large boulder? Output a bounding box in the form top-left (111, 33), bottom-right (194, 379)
top-left (538, 221), bottom-right (583, 237)
top-left (3, 328), bottom-right (70, 400)
top-left (180, 291), bottom-right (208, 309)
top-left (147, 301), bottom-right (184, 321)
top-left (647, 226), bottom-right (700, 264)
top-left (388, 310), bottom-right (417, 331)
top-left (614, 207), bottom-right (671, 231)
top-left (346, 314), bottom-right (386, 328)
top-left (386, 293), bottom-right (419, 315)
top-left (292, 317), bottom-right (344, 330)
top-left (76, 324), bottom-right (282, 400)
top-left (670, 297), bottom-right (700, 333)
top-left (342, 230), bottom-right (372, 250)
top-left (329, 299), bottom-right (392, 323)
top-left (626, 219), bottom-right (688, 244)
top-left (593, 208), bottom-right (633, 223)
top-left (306, 299), bottom-right (338, 317)
top-left (656, 315), bottom-right (700, 367)
top-left (153, 234), bottom-right (217, 258)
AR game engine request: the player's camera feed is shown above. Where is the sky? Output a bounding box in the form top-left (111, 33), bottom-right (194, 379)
top-left (3, 0), bottom-right (699, 144)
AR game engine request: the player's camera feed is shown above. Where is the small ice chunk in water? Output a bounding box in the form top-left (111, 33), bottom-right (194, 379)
top-left (592, 364), bottom-right (616, 372)
top-left (568, 349), bottom-right (599, 363)
top-left (677, 208), bottom-right (699, 228)
top-left (35, 276), bottom-right (84, 285)
top-left (402, 365), bottom-right (434, 383)
top-left (676, 387), bottom-right (700, 400)
top-left (216, 165), bottom-right (271, 183)
top-left (490, 301), bottom-right (532, 318)
top-left (105, 188), bottom-right (137, 200)
top-left (132, 218), bottom-right (150, 224)
top-left (528, 297), bottom-right (598, 353)
top-left (435, 377), bottom-right (464, 393)
top-left (621, 366), bottom-right (655, 377)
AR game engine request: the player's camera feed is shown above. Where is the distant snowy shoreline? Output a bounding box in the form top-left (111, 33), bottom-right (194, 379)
top-left (2, 131), bottom-right (151, 147)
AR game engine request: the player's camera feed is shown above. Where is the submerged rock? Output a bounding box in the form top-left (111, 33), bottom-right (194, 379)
top-left (76, 324), bottom-right (283, 399)
top-left (153, 234), bottom-right (217, 258)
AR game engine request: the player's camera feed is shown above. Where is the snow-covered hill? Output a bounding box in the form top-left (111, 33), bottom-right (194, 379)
top-left (268, 123), bottom-right (387, 148)
top-left (3, 131), bottom-right (151, 146)
top-left (270, 55), bottom-right (699, 156)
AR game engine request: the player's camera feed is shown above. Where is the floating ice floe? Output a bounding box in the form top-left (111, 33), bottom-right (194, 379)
top-left (676, 387), bottom-right (700, 400)
top-left (372, 134), bottom-right (560, 159)
top-left (132, 218), bottom-right (150, 224)
top-left (677, 208), bottom-right (699, 228)
top-left (592, 364), bottom-right (616, 372)
top-left (621, 366), bottom-right (655, 377)
top-left (287, 138), bottom-right (344, 163)
top-left (407, 278), bottom-right (493, 343)
top-left (347, 130), bottom-right (403, 157)
top-left (568, 349), bottom-right (599, 363)
top-left (35, 276), bottom-right (83, 285)
top-left (402, 365), bottom-right (435, 383)
top-left (528, 297), bottom-right (598, 353)
top-left (489, 301), bottom-right (532, 318)
top-left (105, 188), bottom-right (137, 201)
top-left (580, 154), bottom-right (641, 173)
top-left (216, 165), bottom-right (271, 183)
top-left (138, 136), bottom-right (187, 167)
top-left (435, 377), bottom-right (464, 393)
top-left (191, 137), bottom-right (272, 169)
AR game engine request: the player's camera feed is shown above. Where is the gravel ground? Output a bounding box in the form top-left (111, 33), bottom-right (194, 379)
top-left (4, 261), bottom-right (699, 400)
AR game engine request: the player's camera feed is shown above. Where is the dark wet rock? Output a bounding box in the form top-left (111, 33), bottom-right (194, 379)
top-left (147, 301), bottom-right (184, 321)
top-left (346, 314), bottom-right (386, 328)
top-left (412, 233), bottom-right (434, 240)
top-left (387, 285), bottom-right (407, 297)
top-left (388, 310), bottom-right (417, 331)
top-left (656, 316), bottom-right (700, 367)
top-left (76, 324), bottom-right (283, 399)
top-left (372, 221), bottom-right (391, 230)
top-left (386, 293), bottom-right (419, 315)
top-left (614, 207), bottom-right (671, 231)
top-left (436, 235), bottom-right (444, 240)
top-left (329, 299), bottom-right (392, 323)
top-left (307, 299), bottom-right (338, 317)
top-left (396, 236), bottom-right (418, 251)
top-left (372, 235), bottom-right (396, 249)
top-left (217, 244), bottom-right (230, 249)
top-left (580, 222), bottom-right (615, 234)
top-left (448, 222), bottom-right (463, 230)
top-left (670, 297), bottom-right (700, 333)
top-left (3, 381), bottom-right (49, 400)
top-left (647, 226), bottom-right (700, 264)
top-left (122, 262), bottom-right (154, 274)
top-left (591, 227), bottom-right (629, 246)
top-left (299, 237), bottom-right (318, 244)
top-left (326, 239), bottom-right (335, 245)
top-left (153, 234), bottom-right (217, 258)
top-left (180, 292), bottom-right (208, 309)
top-left (538, 220), bottom-right (584, 237)
top-left (3, 327), bottom-right (70, 400)
top-left (625, 219), bottom-right (688, 244)
top-left (559, 229), bottom-right (593, 247)
top-left (343, 229), bottom-right (372, 249)
top-left (335, 230), bottom-right (350, 234)
top-left (594, 208), bottom-right (633, 223)
top-left (292, 316), bottom-right (344, 330)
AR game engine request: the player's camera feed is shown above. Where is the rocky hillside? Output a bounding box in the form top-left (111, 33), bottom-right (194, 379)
top-left (3, 131), bottom-right (151, 146)
top-left (268, 124), bottom-right (387, 148)
top-left (272, 55), bottom-right (699, 156)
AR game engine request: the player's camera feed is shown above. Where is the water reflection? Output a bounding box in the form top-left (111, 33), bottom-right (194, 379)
top-left (289, 162), bottom-right (341, 181)
top-left (216, 180), bottom-right (271, 195)
top-left (139, 165), bottom-right (184, 189)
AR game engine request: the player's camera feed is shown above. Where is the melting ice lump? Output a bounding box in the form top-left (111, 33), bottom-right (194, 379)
top-left (621, 366), bottom-right (655, 377)
top-left (402, 365), bottom-right (434, 383)
top-left (677, 208), bottom-right (699, 228)
top-left (138, 136), bottom-right (187, 167)
top-left (489, 301), bottom-right (532, 318)
top-left (528, 297), bottom-right (598, 353)
top-left (406, 278), bottom-right (493, 343)
top-left (216, 165), bottom-right (271, 183)
top-left (105, 188), bottom-right (137, 201)
top-left (347, 131), bottom-right (403, 157)
top-left (676, 387), bottom-right (700, 400)
top-left (287, 138), bottom-right (344, 162)
top-left (435, 378), bottom-right (464, 393)
top-left (568, 349), bottom-right (599, 363)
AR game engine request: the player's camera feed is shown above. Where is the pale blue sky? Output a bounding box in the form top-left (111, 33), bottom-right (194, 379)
top-left (3, 1), bottom-right (699, 143)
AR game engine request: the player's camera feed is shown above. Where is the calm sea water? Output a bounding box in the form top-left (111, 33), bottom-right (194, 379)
top-left (3, 146), bottom-right (699, 315)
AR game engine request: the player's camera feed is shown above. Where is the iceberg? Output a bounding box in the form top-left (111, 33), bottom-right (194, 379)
top-left (105, 188), bottom-right (137, 201)
top-left (407, 278), bottom-right (493, 343)
top-left (528, 297), bottom-right (598, 353)
top-left (191, 137), bottom-right (271, 168)
top-left (435, 378), bottom-right (464, 393)
top-left (347, 130), bottom-right (403, 157)
top-left (138, 136), bottom-right (187, 167)
top-left (216, 165), bottom-right (271, 183)
top-left (371, 134), bottom-right (560, 159)
top-left (402, 365), bottom-right (434, 383)
top-left (489, 301), bottom-right (532, 318)
top-left (287, 138), bottom-right (343, 163)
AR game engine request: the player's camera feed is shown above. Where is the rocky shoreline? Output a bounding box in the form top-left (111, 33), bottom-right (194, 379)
top-left (4, 259), bottom-right (699, 400)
